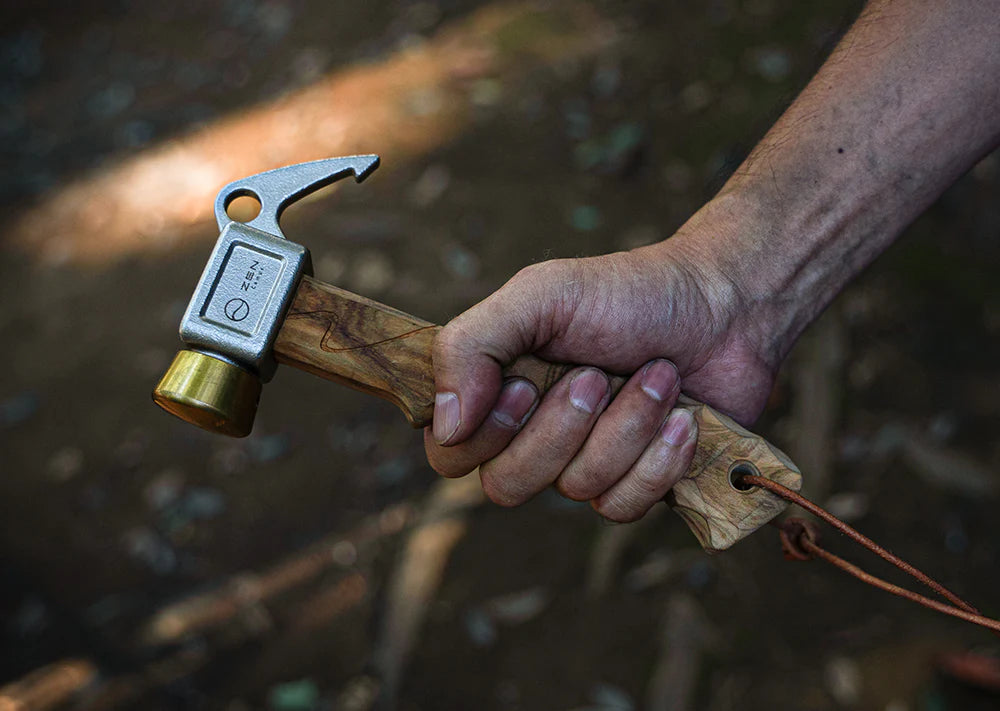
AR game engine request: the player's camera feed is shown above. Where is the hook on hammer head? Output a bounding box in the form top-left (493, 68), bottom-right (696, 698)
top-left (152, 155), bottom-right (380, 437)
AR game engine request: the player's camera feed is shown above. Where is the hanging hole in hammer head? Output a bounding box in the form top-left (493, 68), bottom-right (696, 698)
top-left (225, 191), bottom-right (262, 223)
top-left (728, 460), bottom-right (759, 492)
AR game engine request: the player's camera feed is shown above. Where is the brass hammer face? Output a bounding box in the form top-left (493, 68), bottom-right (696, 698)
top-left (153, 155), bottom-right (380, 436)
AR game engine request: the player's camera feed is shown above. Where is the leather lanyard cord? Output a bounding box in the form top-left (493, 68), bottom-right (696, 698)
top-left (739, 474), bottom-right (1000, 635)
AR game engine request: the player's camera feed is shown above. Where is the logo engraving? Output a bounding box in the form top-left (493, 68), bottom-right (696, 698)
top-left (224, 298), bottom-right (250, 322)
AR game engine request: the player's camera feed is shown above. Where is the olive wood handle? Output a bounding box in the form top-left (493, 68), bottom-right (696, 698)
top-left (273, 276), bottom-right (802, 552)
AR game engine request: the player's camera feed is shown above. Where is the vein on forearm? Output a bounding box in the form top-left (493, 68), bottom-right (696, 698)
top-left (713, 0), bottom-right (1000, 362)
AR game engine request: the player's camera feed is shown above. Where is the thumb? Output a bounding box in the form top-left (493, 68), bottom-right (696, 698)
top-left (431, 264), bottom-right (560, 445)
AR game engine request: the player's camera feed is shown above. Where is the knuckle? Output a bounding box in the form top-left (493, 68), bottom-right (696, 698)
top-left (426, 450), bottom-right (474, 479)
top-left (592, 495), bottom-right (640, 523)
top-left (424, 434), bottom-right (476, 479)
top-left (555, 466), bottom-right (605, 502)
top-left (480, 466), bottom-right (528, 507)
top-left (512, 260), bottom-right (554, 283)
top-left (554, 477), bottom-right (590, 502)
top-left (433, 322), bottom-right (466, 364)
top-left (632, 464), bottom-right (668, 495)
top-left (618, 410), bottom-right (658, 444)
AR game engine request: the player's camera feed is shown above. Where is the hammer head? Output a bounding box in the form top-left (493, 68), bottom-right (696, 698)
top-left (153, 155), bottom-right (380, 437)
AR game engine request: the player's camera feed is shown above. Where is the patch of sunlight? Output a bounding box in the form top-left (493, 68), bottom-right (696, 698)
top-left (9, 1), bottom-right (615, 267)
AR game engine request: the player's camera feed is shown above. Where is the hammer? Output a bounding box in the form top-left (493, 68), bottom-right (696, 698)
top-left (152, 156), bottom-right (801, 552)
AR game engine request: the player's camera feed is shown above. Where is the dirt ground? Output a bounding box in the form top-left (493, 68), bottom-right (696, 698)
top-left (1, 1), bottom-right (999, 710)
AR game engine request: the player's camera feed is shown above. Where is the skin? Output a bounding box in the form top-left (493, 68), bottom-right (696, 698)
top-left (424, 0), bottom-right (1000, 521)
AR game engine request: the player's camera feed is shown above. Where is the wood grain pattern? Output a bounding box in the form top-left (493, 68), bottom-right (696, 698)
top-left (274, 276), bottom-right (440, 426)
top-left (669, 395), bottom-right (802, 553)
top-left (273, 275), bottom-right (802, 552)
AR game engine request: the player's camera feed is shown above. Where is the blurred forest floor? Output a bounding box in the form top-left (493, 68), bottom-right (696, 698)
top-left (1, 1), bottom-right (999, 710)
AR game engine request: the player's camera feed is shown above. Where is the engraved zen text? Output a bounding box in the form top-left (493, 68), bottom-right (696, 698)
top-left (241, 261), bottom-right (262, 291)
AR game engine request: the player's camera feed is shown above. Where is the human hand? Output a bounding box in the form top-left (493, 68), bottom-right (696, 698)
top-left (424, 207), bottom-right (779, 522)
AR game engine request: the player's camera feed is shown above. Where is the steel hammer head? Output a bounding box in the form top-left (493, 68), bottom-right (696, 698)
top-left (152, 155), bottom-right (380, 437)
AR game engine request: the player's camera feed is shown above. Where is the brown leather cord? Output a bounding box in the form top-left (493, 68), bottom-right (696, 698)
top-left (739, 474), bottom-right (1000, 635)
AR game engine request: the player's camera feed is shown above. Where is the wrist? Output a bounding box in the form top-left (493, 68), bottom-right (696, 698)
top-left (657, 186), bottom-right (841, 372)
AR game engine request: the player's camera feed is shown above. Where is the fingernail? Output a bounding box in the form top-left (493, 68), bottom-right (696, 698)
top-left (492, 379), bottom-right (538, 428)
top-left (662, 408), bottom-right (693, 446)
top-left (640, 359), bottom-right (679, 401)
top-left (433, 392), bottom-right (461, 444)
top-left (569, 369), bottom-right (608, 414)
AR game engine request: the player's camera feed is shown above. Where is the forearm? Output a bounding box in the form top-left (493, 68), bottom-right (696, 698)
top-left (673, 0), bottom-right (1000, 366)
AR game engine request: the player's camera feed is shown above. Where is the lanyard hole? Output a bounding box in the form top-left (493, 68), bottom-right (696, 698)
top-left (729, 461), bottom-right (759, 492)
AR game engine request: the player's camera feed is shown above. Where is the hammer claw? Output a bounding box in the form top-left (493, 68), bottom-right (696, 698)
top-left (213, 154), bottom-right (381, 237)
